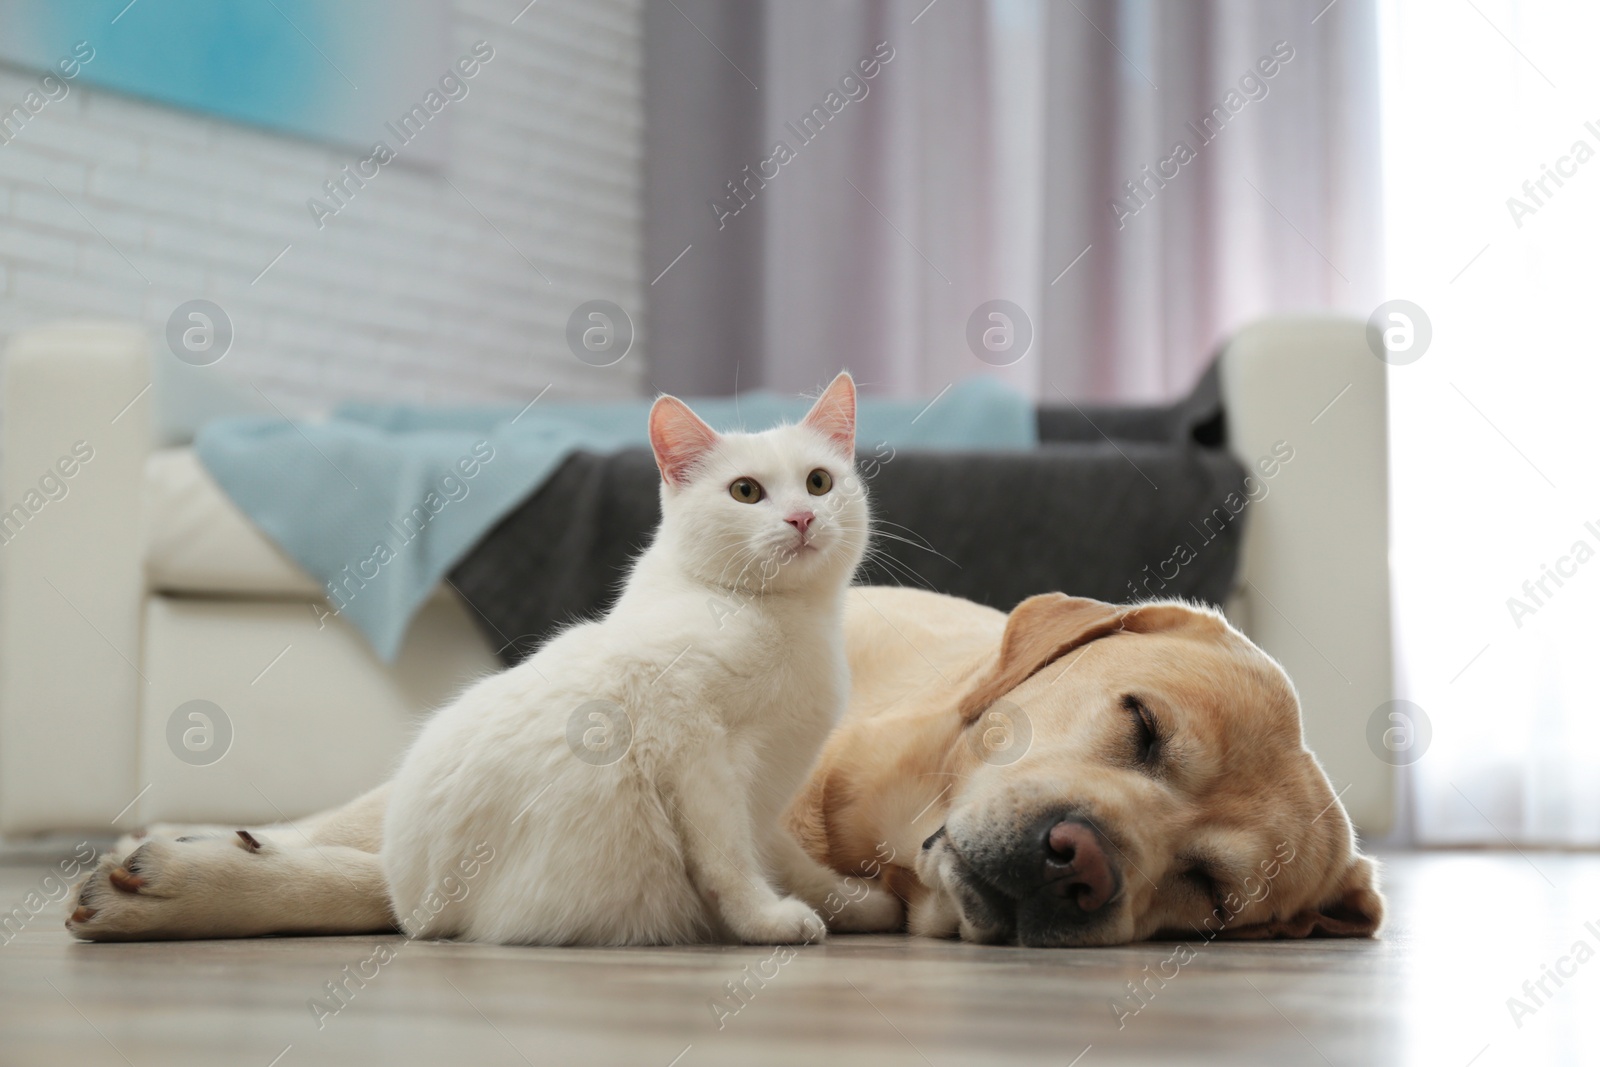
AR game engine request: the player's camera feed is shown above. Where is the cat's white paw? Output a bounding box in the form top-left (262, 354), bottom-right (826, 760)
top-left (728, 895), bottom-right (827, 944)
top-left (827, 882), bottom-right (904, 933)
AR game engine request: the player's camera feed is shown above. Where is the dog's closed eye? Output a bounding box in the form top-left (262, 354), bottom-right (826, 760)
top-left (1124, 694), bottom-right (1163, 766)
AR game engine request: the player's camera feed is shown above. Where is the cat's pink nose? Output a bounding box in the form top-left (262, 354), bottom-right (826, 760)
top-left (785, 510), bottom-right (815, 535)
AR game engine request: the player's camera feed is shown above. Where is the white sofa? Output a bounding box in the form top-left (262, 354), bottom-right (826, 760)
top-left (0, 318), bottom-right (1395, 838)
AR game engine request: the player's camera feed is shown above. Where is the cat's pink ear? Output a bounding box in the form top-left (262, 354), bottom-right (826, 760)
top-left (649, 395), bottom-right (720, 487)
top-left (801, 372), bottom-right (856, 456)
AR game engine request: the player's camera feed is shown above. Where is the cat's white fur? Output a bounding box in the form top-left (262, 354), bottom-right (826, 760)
top-left (380, 373), bottom-right (899, 944)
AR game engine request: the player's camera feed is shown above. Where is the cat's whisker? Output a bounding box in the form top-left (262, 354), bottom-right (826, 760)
top-left (871, 529), bottom-right (955, 558)
top-left (861, 545), bottom-right (939, 591)
top-left (869, 527), bottom-right (961, 569)
top-left (872, 559), bottom-right (935, 593)
top-left (871, 518), bottom-right (942, 552)
top-left (715, 545), bottom-right (765, 591)
top-left (733, 542), bottom-right (791, 593)
top-left (865, 545), bottom-right (954, 588)
top-left (710, 539), bottom-right (749, 576)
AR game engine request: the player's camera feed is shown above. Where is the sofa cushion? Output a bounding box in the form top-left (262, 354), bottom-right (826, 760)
top-left (143, 448), bottom-right (324, 597)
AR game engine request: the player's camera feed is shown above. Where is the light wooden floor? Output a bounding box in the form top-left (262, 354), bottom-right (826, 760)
top-left (1, 850), bottom-right (1596, 1066)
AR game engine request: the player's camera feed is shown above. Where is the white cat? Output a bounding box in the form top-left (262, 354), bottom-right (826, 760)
top-left (381, 372), bottom-right (902, 944)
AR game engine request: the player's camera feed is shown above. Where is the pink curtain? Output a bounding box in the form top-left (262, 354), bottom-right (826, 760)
top-left (644, 0), bottom-right (1382, 402)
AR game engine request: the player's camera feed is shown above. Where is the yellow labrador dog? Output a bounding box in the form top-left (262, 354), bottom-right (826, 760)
top-left (66, 587), bottom-right (1381, 946)
top-left (792, 588), bottom-right (1382, 946)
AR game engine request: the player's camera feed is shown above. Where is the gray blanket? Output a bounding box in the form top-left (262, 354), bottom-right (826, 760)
top-left (449, 370), bottom-right (1248, 666)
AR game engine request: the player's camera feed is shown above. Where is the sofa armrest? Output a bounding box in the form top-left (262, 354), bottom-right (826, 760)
top-left (1219, 316), bottom-right (1394, 835)
top-left (1, 322), bottom-right (153, 835)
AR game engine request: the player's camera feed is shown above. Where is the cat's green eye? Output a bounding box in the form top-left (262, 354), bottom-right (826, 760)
top-left (730, 478), bottom-right (764, 503)
top-left (807, 469), bottom-right (833, 496)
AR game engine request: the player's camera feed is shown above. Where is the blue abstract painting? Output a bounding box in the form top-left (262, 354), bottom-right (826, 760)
top-left (0, 0), bottom-right (453, 164)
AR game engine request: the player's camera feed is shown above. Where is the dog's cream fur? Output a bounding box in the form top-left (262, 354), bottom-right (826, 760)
top-left (67, 587), bottom-right (1382, 945)
top-left (790, 589), bottom-right (1383, 946)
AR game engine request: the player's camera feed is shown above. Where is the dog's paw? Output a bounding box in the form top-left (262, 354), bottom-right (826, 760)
top-left (113, 821), bottom-right (247, 856)
top-left (827, 881), bottom-right (904, 933)
top-left (906, 886), bottom-right (961, 939)
top-left (66, 832), bottom-right (264, 941)
top-left (727, 895), bottom-right (827, 944)
top-left (111, 829), bottom-right (146, 856)
top-left (67, 841), bottom-right (172, 940)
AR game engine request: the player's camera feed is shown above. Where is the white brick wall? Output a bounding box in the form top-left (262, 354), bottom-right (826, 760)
top-left (0, 0), bottom-right (645, 415)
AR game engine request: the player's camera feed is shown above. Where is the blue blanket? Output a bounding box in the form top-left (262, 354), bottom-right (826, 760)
top-left (195, 377), bottom-right (1036, 660)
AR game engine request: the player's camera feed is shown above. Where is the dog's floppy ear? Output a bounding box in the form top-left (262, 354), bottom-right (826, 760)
top-left (957, 594), bottom-right (1126, 722)
top-left (1214, 855), bottom-right (1385, 940)
top-left (1121, 600), bottom-right (1229, 637)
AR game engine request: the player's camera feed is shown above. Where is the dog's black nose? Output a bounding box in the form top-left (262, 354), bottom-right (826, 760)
top-left (947, 812), bottom-right (1124, 943)
top-left (1042, 819), bottom-right (1115, 913)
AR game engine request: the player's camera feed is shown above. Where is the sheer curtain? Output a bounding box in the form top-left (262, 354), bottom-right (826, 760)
top-left (1382, 0), bottom-right (1600, 844)
top-left (643, 0), bottom-right (1381, 402)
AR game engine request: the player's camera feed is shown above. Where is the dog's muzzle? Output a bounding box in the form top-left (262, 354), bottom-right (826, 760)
top-left (936, 811), bottom-right (1124, 946)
